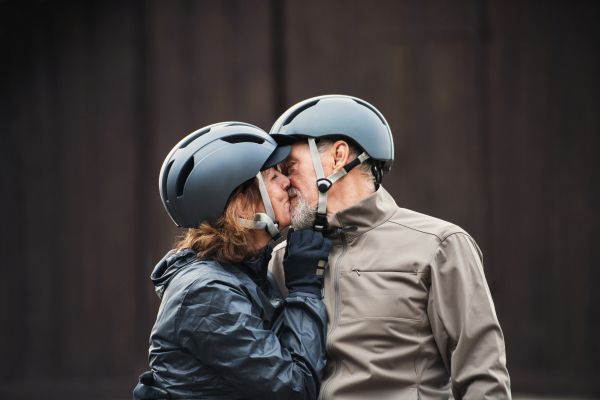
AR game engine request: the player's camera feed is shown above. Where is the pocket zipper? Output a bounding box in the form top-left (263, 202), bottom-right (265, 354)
top-left (352, 269), bottom-right (361, 276)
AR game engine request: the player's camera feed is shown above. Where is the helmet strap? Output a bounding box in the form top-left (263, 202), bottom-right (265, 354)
top-left (239, 171), bottom-right (282, 241)
top-left (371, 163), bottom-right (383, 190)
top-left (307, 138), bottom-right (370, 231)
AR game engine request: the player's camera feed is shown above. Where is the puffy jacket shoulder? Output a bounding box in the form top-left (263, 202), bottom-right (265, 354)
top-left (161, 260), bottom-right (253, 330)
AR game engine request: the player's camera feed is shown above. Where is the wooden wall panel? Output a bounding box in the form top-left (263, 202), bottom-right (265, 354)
top-left (22, 1), bottom-right (62, 379)
top-left (0, 24), bottom-right (12, 379)
top-left (86, 0), bottom-right (140, 376)
top-left (283, 0), bottom-right (600, 395)
top-left (52, 1), bottom-right (91, 378)
top-left (487, 0), bottom-right (600, 394)
top-left (0, 0), bottom-right (141, 384)
top-left (145, 0), bottom-right (274, 259)
top-left (0, 1), bottom-right (276, 396)
top-left (283, 0), bottom-right (490, 247)
top-left (0, 8), bottom-right (30, 382)
top-left (141, 0), bottom-right (275, 370)
top-left (1, 1), bottom-right (156, 397)
top-left (0, 0), bottom-right (599, 398)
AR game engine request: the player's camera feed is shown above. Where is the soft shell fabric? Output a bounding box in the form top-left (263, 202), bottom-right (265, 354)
top-left (269, 187), bottom-right (511, 400)
top-left (143, 246), bottom-right (327, 400)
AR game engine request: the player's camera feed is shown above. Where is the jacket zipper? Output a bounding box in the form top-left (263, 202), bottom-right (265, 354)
top-left (321, 232), bottom-right (348, 400)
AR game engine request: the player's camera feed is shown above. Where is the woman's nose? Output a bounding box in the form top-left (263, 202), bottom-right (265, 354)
top-left (280, 174), bottom-right (291, 191)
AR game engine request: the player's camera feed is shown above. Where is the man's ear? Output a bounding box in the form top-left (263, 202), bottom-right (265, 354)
top-left (331, 141), bottom-right (350, 173)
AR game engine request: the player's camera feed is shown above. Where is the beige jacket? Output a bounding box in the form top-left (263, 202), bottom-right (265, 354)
top-left (269, 187), bottom-right (510, 400)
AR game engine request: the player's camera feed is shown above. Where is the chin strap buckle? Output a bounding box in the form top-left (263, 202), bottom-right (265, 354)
top-left (269, 221), bottom-right (282, 241)
top-left (314, 213), bottom-right (328, 231)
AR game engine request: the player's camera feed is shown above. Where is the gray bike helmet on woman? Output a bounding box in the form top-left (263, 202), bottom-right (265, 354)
top-left (160, 122), bottom-right (291, 240)
top-left (269, 94), bottom-right (394, 231)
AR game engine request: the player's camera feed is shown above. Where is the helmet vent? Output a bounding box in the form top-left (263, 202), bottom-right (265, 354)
top-left (176, 157), bottom-right (195, 197)
top-left (162, 160), bottom-right (174, 201)
top-left (283, 100), bottom-right (319, 126)
top-left (180, 127), bottom-right (211, 148)
top-left (221, 134), bottom-right (265, 144)
top-left (353, 99), bottom-right (386, 125)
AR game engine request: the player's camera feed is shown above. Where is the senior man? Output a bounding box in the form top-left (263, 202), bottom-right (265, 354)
top-left (268, 95), bottom-right (511, 400)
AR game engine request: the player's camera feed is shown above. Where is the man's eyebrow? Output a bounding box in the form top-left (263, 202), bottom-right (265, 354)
top-left (286, 152), bottom-right (298, 162)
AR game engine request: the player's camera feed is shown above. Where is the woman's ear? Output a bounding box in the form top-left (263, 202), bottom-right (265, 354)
top-left (332, 141), bottom-right (350, 173)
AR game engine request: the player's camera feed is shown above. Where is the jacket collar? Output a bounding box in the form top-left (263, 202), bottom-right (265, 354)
top-left (236, 245), bottom-right (273, 293)
top-left (151, 249), bottom-right (197, 299)
top-left (324, 186), bottom-right (398, 242)
top-left (239, 245), bottom-right (273, 277)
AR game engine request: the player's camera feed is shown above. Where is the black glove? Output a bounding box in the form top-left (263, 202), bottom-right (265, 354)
top-left (283, 229), bottom-right (332, 297)
top-left (133, 371), bottom-right (171, 400)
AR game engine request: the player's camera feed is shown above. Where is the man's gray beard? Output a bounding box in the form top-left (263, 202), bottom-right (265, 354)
top-left (288, 187), bottom-right (317, 230)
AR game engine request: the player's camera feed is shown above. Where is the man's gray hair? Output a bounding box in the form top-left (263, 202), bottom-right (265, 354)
top-left (315, 139), bottom-right (376, 192)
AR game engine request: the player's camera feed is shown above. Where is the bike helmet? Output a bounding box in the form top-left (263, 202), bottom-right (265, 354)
top-left (159, 122), bottom-right (291, 239)
top-left (269, 95), bottom-right (393, 230)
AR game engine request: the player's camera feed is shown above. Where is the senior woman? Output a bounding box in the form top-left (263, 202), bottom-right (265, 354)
top-left (133, 122), bottom-right (330, 400)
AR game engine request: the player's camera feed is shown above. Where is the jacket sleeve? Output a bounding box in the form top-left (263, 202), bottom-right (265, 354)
top-left (428, 232), bottom-right (511, 400)
top-left (176, 277), bottom-right (327, 400)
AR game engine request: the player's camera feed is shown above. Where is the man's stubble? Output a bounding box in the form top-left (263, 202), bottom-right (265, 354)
top-left (288, 187), bottom-right (317, 230)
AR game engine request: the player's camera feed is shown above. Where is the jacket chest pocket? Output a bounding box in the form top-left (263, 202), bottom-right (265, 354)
top-left (339, 270), bottom-right (428, 322)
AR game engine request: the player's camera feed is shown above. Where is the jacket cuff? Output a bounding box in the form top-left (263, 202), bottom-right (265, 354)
top-left (287, 291), bottom-right (321, 299)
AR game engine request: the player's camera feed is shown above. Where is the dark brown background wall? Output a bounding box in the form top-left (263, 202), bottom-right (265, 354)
top-left (0, 0), bottom-right (598, 398)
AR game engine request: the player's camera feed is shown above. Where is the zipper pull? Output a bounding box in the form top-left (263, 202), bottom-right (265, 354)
top-left (336, 226), bottom-right (358, 235)
top-left (352, 269), bottom-right (361, 276)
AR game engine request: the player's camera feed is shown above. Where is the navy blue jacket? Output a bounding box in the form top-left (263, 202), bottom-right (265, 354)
top-left (136, 247), bottom-right (327, 400)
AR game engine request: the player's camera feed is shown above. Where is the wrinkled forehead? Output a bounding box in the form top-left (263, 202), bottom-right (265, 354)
top-left (286, 141), bottom-right (311, 162)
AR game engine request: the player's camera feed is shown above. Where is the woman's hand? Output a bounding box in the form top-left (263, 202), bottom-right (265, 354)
top-left (283, 229), bottom-right (332, 297)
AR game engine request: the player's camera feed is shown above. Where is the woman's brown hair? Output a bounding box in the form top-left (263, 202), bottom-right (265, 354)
top-left (173, 180), bottom-right (262, 263)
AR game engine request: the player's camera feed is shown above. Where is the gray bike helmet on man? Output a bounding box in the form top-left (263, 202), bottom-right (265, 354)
top-left (269, 94), bottom-right (394, 231)
top-left (160, 122), bottom-right (291, 240)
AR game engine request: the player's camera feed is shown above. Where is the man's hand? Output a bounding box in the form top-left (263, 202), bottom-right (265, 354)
top-left (283, 229), bottom-right (331, 297)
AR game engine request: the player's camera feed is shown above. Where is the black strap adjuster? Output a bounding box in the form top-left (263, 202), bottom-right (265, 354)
top-left (317, 178), bottom-right (332, 193)
top-left (314, 213), bottom-right (328, 231)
